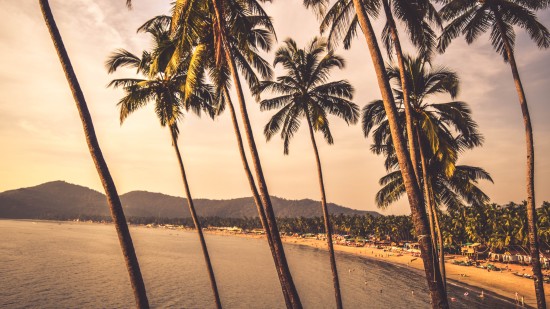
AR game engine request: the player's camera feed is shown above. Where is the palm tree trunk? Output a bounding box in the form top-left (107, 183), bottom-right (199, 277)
top-left (419, 144), bottom-right (447, 290)
top-left (305, 114), bottom-right (343, 309)
top-left (39, 1), bottom-right (149, 307)
top-left (430, 195), bottom-right (446, 291)
top-left (493, 8), bottom-right (546, 309)
top-left (169, 128), bottom-right (222, 309)
top-left (224, 51), bottom-right (302, 309)
top-left (417, 130), bottom-right (444, 289)
top-left (382, 0), bottom-right (421, 185)
top-left (222, 87), bottom-right (292, 306)
top-left (350, 1), bottom-right (448, 307)
top-left (210, 2), bottom-right (302, 307)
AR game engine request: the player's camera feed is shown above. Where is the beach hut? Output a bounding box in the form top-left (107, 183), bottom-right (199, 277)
top-left (461, 243), bottom-right (482, 260)
top-left (355, 237), bottom-right (367, 247)
top-left (250, 228), bottom-right (265, 235)
top-left (374, 240), bottom-right (391, 248)
top-left (405, 243), bottom-right (421, 255)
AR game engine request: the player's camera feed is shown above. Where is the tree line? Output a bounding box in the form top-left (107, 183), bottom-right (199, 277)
top-left (44, 200), bottom-right (550, 254)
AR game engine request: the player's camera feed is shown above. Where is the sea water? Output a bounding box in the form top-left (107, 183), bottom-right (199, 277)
top-left (0, 220), bottom-right (517, 308)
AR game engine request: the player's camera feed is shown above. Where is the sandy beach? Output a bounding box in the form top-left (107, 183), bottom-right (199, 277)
top-left (205, 229), bottom-right (548, 308)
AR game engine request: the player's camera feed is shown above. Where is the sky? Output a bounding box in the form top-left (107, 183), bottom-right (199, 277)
top-left (0, 1), bottom-right (549, 215)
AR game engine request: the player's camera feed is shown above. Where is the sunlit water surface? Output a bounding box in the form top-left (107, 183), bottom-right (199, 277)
top-left (0, 220), bottom-right (517, 308)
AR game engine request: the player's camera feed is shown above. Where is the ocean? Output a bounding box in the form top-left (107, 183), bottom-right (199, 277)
top-left (0, 220), bottom-right (518, 308)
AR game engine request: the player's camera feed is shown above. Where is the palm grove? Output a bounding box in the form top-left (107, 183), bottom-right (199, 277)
top-left (38, 0), bottom-right (549, 308)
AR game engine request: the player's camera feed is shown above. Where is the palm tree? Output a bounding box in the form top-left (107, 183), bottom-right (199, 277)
top-left (170, 2), bottom-right (302, 307)
top-left (138, 17), bottom-right (284, 300)
top-left (438, 1), bottom-right (550, 306)
top-left (363, 55), bottom-right (488, 288)
top-left (169, 4), bottom-right (295, 304)
top-left (378, 0), bottom-right (441, 187)
top-left (316, 0), bottom-right (440, 186)
top-left (303, 1), bottom-right (448, 306)
top-left (39, 1), bottom-right (149, 308)
top-left (105, 18), bottom-right (222, 308)
top-left (257, 37), bottom-right (359, 309)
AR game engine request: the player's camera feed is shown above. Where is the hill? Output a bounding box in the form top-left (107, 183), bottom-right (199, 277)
top-left (0, 181), bottom-right (380, 219)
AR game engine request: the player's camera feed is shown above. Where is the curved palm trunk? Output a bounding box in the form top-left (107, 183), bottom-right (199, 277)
top-left (210, 3), bottom-right (302, 307)
top-left (169, 128), bottom-right (222, 309)
top-left (493, 8), bottom-right (546, 309)
top-left (382, 0), bottom-right (421, 185)
top-left (223, 88), bottom-right (292, 306)
top-left (305, 115), bottom-right (343, 309)
top-left (417, 130), bottom-right (444, 289)
top-left (39, 1), bottom-right (149, 307)
top-left (350, 1), bottom-right (448, 307)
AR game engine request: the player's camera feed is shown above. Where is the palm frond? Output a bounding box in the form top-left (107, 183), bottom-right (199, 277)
top-left (105, 49), bottom-right (142, 74)
top-left (375, 175), bottom-right (406, 209)
top-left (362, 100), bottom-right (386, 137)
top-left (260, 94), bottom-right (294, 111)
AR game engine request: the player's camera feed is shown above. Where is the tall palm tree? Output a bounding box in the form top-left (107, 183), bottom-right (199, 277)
top-left (105, 18), bottom-right (222, 309)
top-left (257, 37), bottom-right (359, 309)
top-left (378, 0), bottom-right (440, 186)
top-left (170, 2), bottom-right (303, 307)
top-left (438, 1), bottom-right (550, 306)
top-left (303, 1), bottom-right (448, 306)
top-left (316, 0), bottom-right (440, 186)
top-left (364, 55), bottom-right (486, 286)
top-left (169, 4), bottom-right (294, 304)
top-left (138, 17), bottom-right (284, 299)
top-left (39, 1), bottom-right (149, 308)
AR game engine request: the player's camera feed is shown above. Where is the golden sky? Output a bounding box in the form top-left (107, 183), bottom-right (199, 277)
top-left (0, 1), bottom-right (549, 215)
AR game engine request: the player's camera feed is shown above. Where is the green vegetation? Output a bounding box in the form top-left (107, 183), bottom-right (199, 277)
top-left (46, 201), bottom-right (550, 254)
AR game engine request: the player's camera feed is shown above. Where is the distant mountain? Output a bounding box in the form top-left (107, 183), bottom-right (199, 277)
top-left (0, 181), bottom-right (380, 219)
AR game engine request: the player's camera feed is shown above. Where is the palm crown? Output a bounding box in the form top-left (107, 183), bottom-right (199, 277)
top-left (362, 56), bottom-right (490, 207)
top-left (170, 0), bottom-right (275, 111)
top-left (257, 37), bottom-right (359, 154)
top-left (105, 16), bottom-right (214, 137)
top-left (305, 0), bottom-right (439, 58)
top-left (364, 55), bottom-right (482, 176)
top-left (438, 0), bottom-right (550, 61)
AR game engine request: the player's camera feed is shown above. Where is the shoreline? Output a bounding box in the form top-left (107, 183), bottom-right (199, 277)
top-left (6, 219), bottom-right (543, 307)
top-left (203, 228), bottom-right (546, 308)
